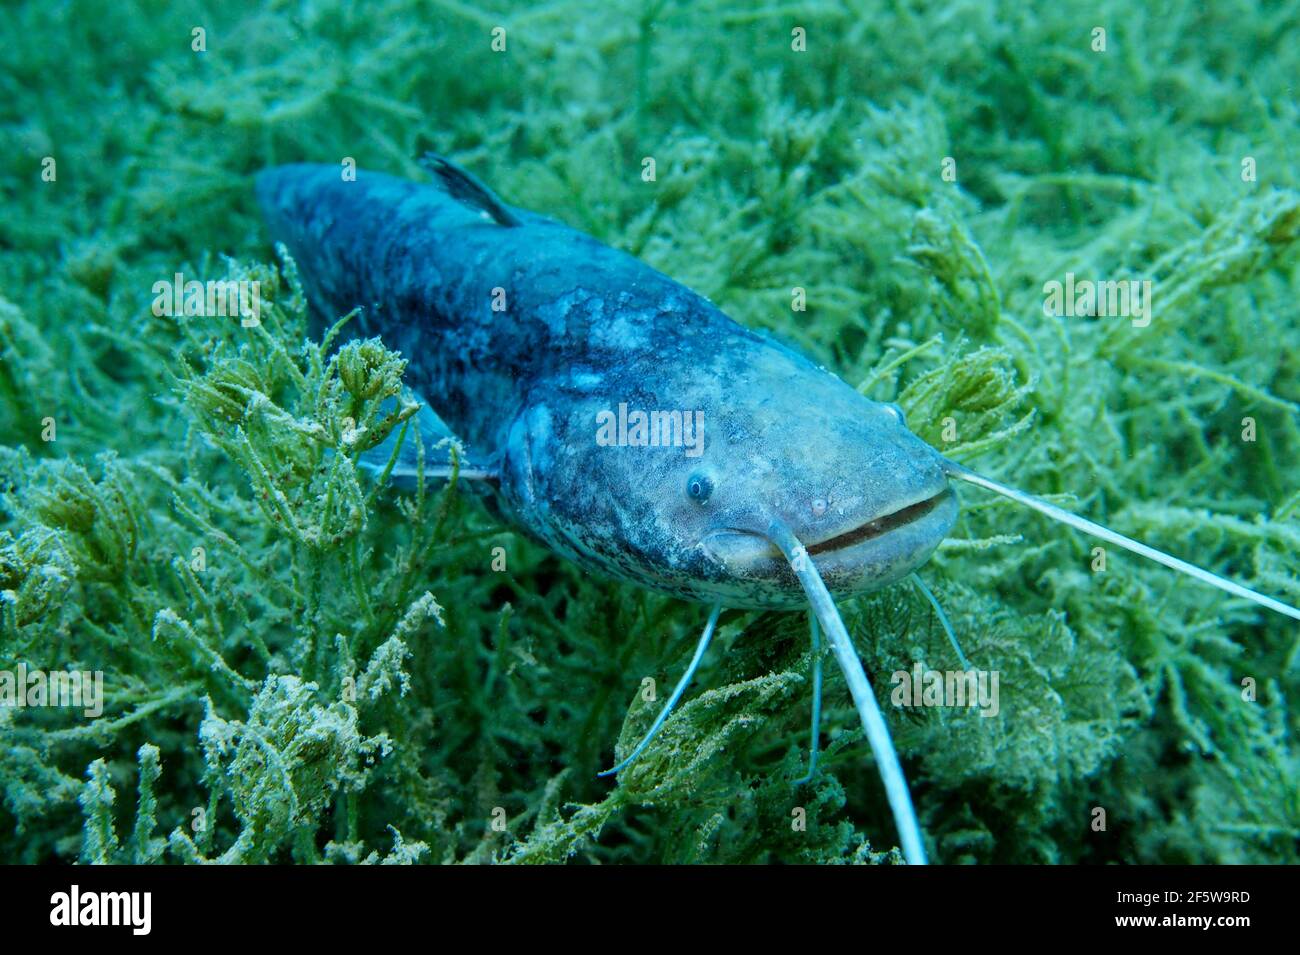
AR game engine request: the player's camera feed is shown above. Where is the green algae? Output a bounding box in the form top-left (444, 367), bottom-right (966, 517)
top-left (1, 0), bottom-right (1298, 864)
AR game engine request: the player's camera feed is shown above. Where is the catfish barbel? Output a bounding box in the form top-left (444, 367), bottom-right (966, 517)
top-left (256, 156), bottom-right (1300, 865)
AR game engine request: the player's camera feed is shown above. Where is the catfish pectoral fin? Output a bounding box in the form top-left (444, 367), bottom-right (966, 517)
top-left (358, 392), bottom-right (498, 487)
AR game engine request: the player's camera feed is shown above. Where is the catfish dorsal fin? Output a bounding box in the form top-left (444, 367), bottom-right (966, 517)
top-left (418, 152), bottom-right (521, 227)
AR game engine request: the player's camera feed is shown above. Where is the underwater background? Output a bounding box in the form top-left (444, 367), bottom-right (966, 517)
top-left (1, 0), bottom-right (1298, 864)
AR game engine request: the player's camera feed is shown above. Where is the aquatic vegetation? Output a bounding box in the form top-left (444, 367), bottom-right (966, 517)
top-left (1, 0), bottom-right (1298, 864)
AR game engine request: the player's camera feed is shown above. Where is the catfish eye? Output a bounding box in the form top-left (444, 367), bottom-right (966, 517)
top-left (883, 402), bottom-right (906, 426)
top-left (686, 473), bottom-right (714, 504)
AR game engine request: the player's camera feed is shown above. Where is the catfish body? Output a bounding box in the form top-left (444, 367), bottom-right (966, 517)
top-left (256, 162), bottom-right (956, 609)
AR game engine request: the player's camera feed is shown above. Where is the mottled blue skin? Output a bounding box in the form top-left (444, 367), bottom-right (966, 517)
top-left (257, 164), bottom-right (957, 609)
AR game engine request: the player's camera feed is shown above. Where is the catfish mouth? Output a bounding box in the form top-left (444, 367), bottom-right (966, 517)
top-left (702, 488), bottom-right (953, 566)
top-left (805, 490), bottom-right (948, 555)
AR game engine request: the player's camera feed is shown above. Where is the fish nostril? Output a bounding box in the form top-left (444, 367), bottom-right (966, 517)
top-left (811, 497), bottom-right (828, 517)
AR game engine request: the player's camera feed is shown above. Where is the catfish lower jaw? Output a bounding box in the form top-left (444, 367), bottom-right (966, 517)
top-left (805, 489), bottom-right (951, 556)
top-left (699, 487), bottom-right (957, 602)
top-left (702, 487), bottom-right (953, 563)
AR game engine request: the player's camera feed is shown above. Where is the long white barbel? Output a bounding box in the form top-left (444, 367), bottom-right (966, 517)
top-left (769, 519), bottom-right (928, 865)
top-left (944, 461), bottom-right (1300, 622)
